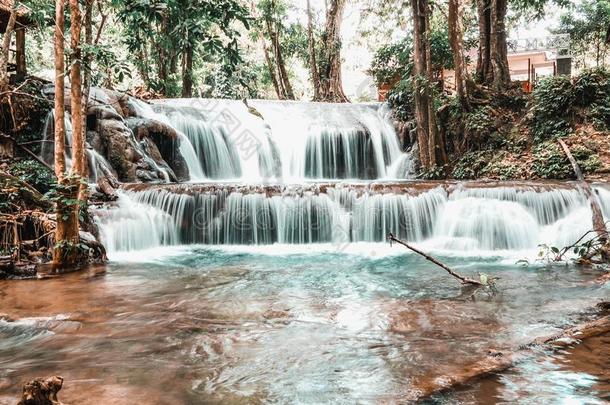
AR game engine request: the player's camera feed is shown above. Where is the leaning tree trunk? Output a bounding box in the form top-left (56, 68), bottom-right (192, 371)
top-left (318, 0), bottom-right (349, 102)
top-left (306, 0), bottom-right (321, 100)
top-left (0, 8), bottom-right (16, 92)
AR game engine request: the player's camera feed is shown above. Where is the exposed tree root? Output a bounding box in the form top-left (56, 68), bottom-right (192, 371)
top-left (406, 305), bottom-right (610, 401)
top-left (16, 376), bottom-right (64, 405)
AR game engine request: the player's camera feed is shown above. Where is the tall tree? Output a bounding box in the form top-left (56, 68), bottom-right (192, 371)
top-left (448, 0), bottom-right (471, 108)
top-left (476, 0), bottom-right (510, 91)
top-left (70, 0), bottom-right (86, 195)
top-left (53, 0), bottom-right (77, 265)
top-left (54, 0), bottom-right (66, 183)
top-left (255, 0), bottom-right (296, 100)
top-left (410, 0), bottom-right (441, 169)
top-left (306, 0), bottom-right (321, 100)
top-left (52, 0), bottom-right (88, 266)
top-left (316, 0), bottom-right (348, 102)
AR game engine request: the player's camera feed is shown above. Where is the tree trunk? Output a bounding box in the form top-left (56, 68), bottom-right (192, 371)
top-left (424, 3), bottom-right (439, 167)
top-left (317, 0), bottom-right (348, 102)
top-left (70, 0), bottom-right (86, 192)
top-left (490, 0), bottom-right (510, 91)
top-left (82, 0), bottom-right (94, 182)
top-left (261, 34), bottom-right (282, 99)
top-left (0, 8), bottom-right (17, 92)
top-left (476, 0), bottom-right (491, 83)
top-left (15, 28), bottom-right (26, 80)
top-left (54, 0), bottom-right (76, 266)
top-left (264, 10), bottom-right (294, 100)
top-left (272, 29), bottom-right (295, 100)
top-left (477, 0), bottom-right (510, 90)
top-left (181, 45), bottom-right (194, 98)
top-left (306, 0), bottom-right (321, 100)
top-left (410, 0), bottom-right (442, 169)
top-left (53, 0), bottom-right (85, 267)
top-left (54, 0), bottom-right (66, 181)
top-left (448, 0), bottom-right (471, 109)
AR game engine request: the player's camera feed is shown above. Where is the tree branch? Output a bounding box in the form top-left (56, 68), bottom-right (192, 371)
top-left (388, 233), bottom-right (485, 286)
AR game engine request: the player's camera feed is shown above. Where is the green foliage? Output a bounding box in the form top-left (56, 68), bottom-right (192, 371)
top-left (570, 145), bottom-right (602, 173)
top-left (529, 75), bottom-right (575, 141)
top-left (481, 158), bottom-right (528, 180)
top-left (368, 38), bottom-right (412, 87)
top-left (452, 151), bottom-right (492, 179)
top-left (0, 180), bottom-right (21, 213)
top-left (532, 142), bottom-right (572, 179)
top-left (113, 0), bottom-right (250, 96)
top-left (369, 28), bottom-right (452, 88)
top-left (54, 240), bottom-right (91, 260)
top-left (8, 160), bottom-right (55, 194)
top-left (465, 106), bottom-right (496, 142)
top-left (421, 165), bottom-right (447, 180)
top-left (530, 69), bottom-right (610, 141)
top-left (555, 0), bottom-right (610, 68)
top-left (43, 175), bottom-right (87, 222)
top-left (429, 28), bottom-right (453, 72)
top-left (572, 68), bottom-right (610, 106)
top-left (386, 77), bottom-right (414, 121)
top-left (203, 60), bottom-right (260, 99)
top-left (82, 44), bottom-right (133, 87)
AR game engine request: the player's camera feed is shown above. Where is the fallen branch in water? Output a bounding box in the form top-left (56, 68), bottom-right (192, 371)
top-left (408, 305), bottom-right (610, 401)
top-left (387, 233), bottom-right (485, 286)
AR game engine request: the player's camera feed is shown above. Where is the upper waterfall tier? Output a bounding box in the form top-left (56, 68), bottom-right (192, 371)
top-left (150, 99), bottom-right (413, 182)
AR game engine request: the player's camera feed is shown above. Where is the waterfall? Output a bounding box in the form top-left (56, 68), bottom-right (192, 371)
top-left (151, 99), bottom-right (412, 181)
top-left (94, 183), bottom-right (610, 255)
top-left (129, 100), bottom-right (206, 182)
top-left (40, 111), bottom-right (73, 168)
top-left (86, 148), bottom-right (115, 183)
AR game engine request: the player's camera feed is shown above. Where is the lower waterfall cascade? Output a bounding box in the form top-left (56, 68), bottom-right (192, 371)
top-left (94, 183), bottom-right (610, 255)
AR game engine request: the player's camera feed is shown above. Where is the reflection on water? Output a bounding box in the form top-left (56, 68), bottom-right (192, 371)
top-left (0, 247), bottom-right (608, 404)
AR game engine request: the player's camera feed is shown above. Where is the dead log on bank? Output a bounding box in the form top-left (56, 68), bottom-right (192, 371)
top-left (408, 308), bottom-right (610, 401)
top-left (558, 139), bottom-right (608, 244)
top-left (387, 233), bottom-right (486, 286)
top-left (16, 376), bottom-right (64, 405)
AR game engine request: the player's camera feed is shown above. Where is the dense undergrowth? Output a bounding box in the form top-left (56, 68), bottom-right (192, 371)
top-left (389, 68), bottom-right (610, 180)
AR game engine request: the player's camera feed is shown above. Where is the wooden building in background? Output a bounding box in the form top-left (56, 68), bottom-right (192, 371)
top-left (0, 0), bottom-right (35, 81)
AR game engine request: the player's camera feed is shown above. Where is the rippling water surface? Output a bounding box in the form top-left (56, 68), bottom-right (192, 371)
top-left (0, 246), bottom-right (608, 404)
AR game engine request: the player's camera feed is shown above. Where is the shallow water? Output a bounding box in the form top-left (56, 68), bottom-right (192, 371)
top-left (0, 246), bottom-right (608, 404)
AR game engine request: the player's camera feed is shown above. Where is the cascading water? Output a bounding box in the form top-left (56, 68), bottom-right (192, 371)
top-left (95, 183), bottom-right (610, 256)
top-left (89, 98), bottom-right (610, 259)
top-left (151, 99), bottom-right (413, 181)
